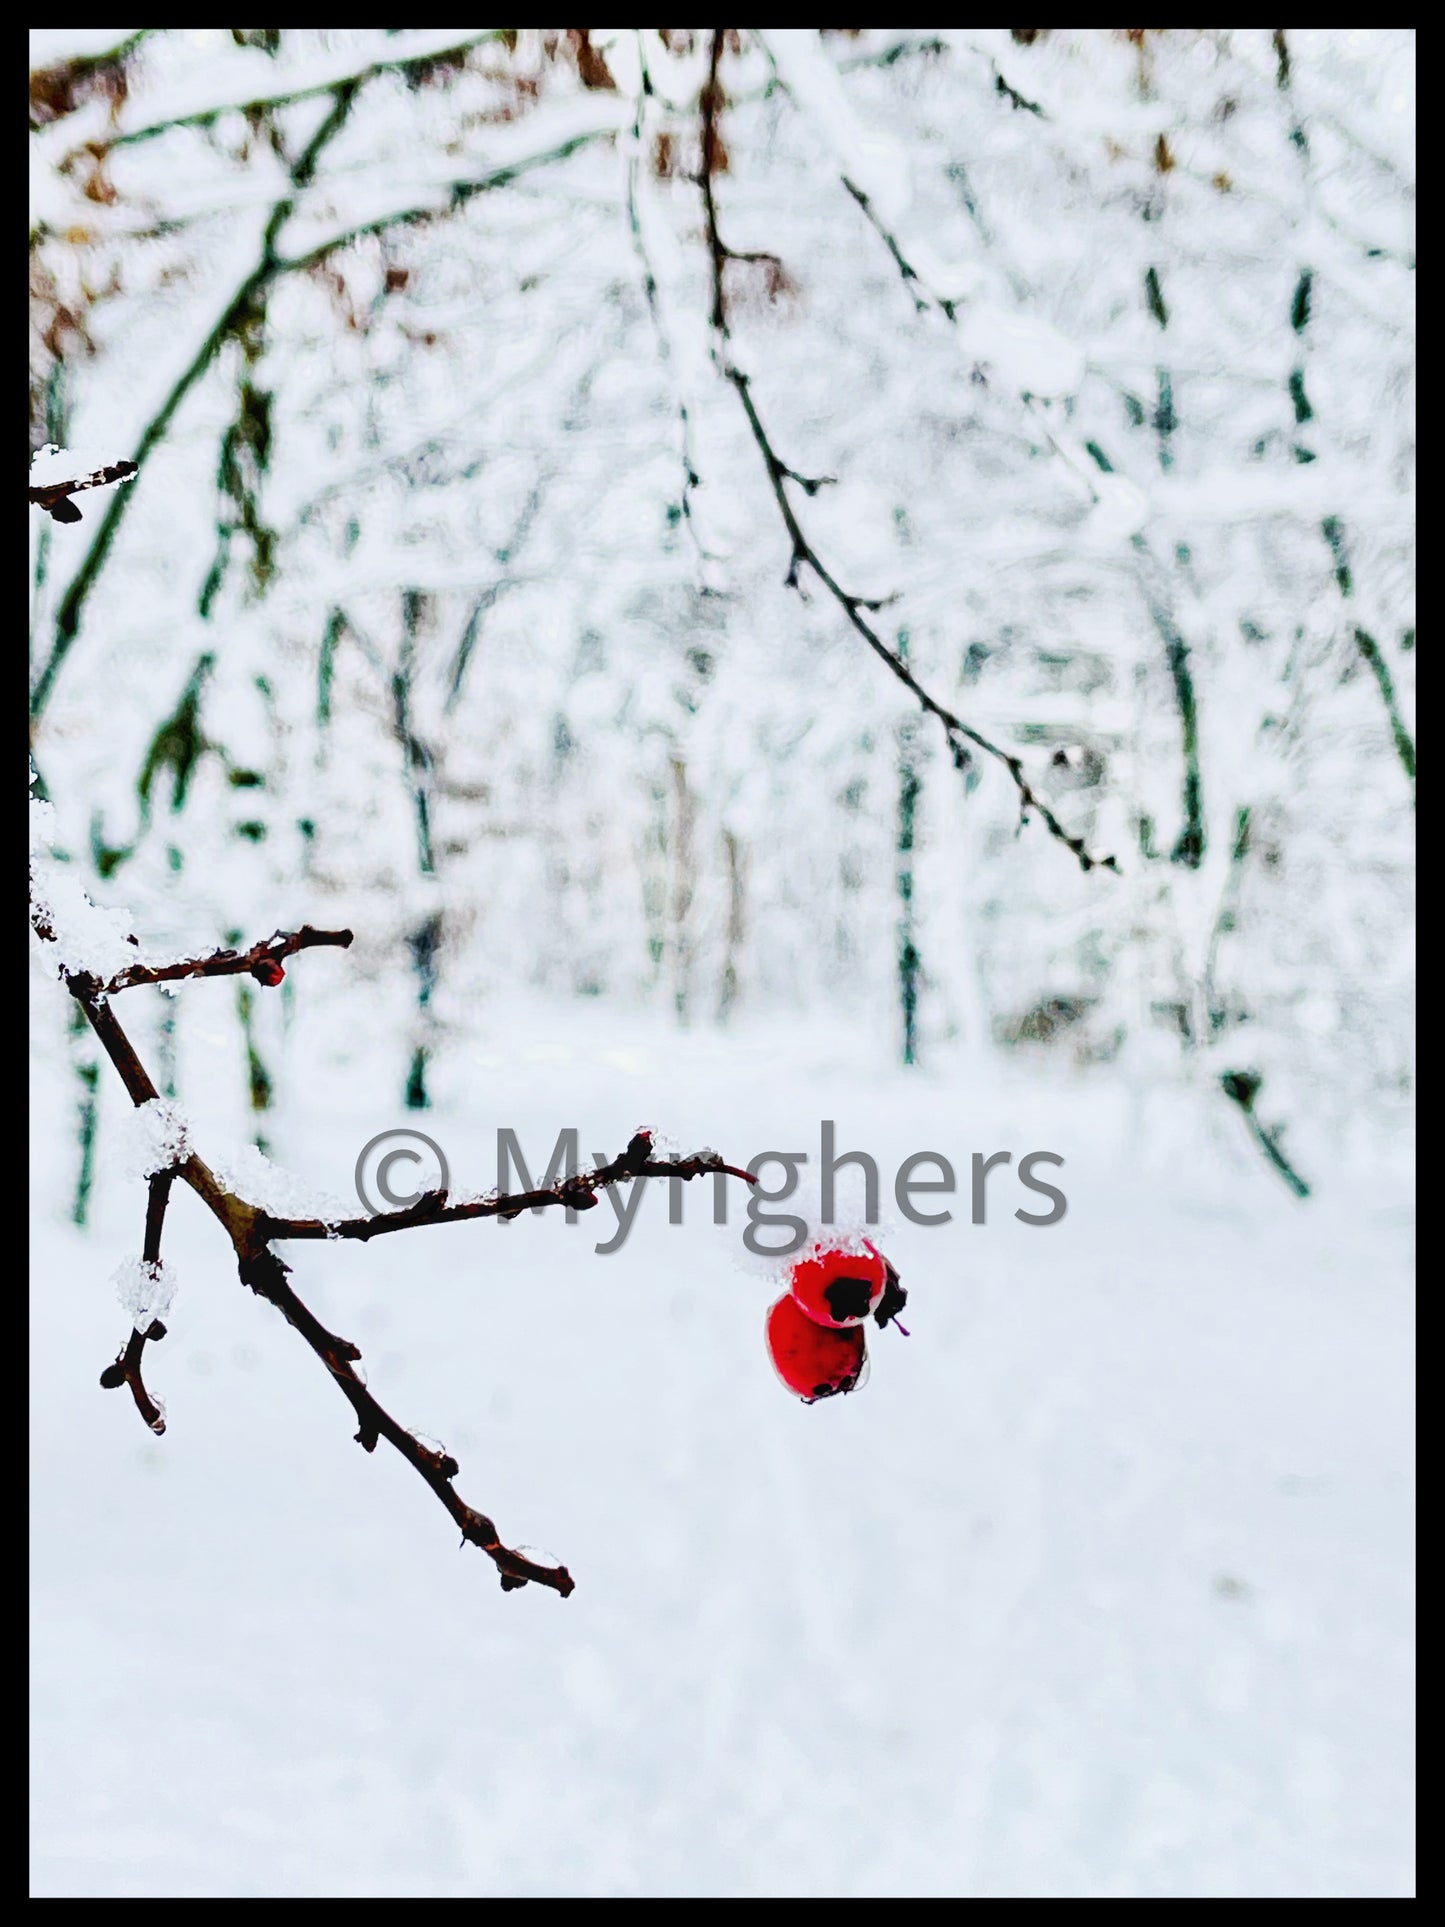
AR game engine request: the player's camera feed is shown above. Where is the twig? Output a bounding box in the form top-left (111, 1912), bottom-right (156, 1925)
top-left (1352, 628), bottom-right (1415, 786)
top-left (98, 1319), bottom-right (169, 1432)
top-left (273, 128), bottom-right (623, 278)
top-left (33, 889), bottom-right (754, 1596)
top-left (264, 1136), bottom-right (755, 1243)
top-left (699, 36), bottom-right (1117, 875)
top-left (992, 66), bottom-right (1045, 117)
top-left (1220, 1070), bottom-right (1311, 1199)
top-left (626, 38), bottom-right (720, 581)
top-left (699, 42), bottom-right (788, 338)
top-left (233, 1244), bottom-right (561, 1591)
top-left (91, 923), bottom-right (354, 996)
top-left (99, 32), bottom-right (508, 149)
top-left (98, 1172), bottom-right (173, 1433)
top-left (726, 370), bottom-right (1114, 869)
top-left (818, 97), bottom-right (1209, 870)
top-left (29, 459), bottom-right (138, 525)
top-left (1202, 804), bottom-right (1252, 1032)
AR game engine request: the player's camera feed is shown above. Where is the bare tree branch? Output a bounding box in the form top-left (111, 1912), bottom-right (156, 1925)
top-left (90, 923), bottom-right (354, 996)
top-left (29, 459), bottom-right (137, 524)
top-left (626, 39), bottom-right (719, 582)
top-left (99, 32), bottom-right (509, 149)
top-left (699, 35), bottom-right (1118, 876)
top-left (824, 104), bottom-right (1205, 868)
top-left (32, 890), bottom-right (755, 1598)
top-left (263, 1135), bottom-right (754, 1244)
top-left (275, 126), bottom-right (621, 278)
top-left (98, 1172), bottom-right (173, 1433)
top-left (1220, 1070), bottom-right (1311, 1199)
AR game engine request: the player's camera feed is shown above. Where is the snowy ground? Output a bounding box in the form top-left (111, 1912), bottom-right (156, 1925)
top-left (29, 1003), bottom-right (1414, 1897)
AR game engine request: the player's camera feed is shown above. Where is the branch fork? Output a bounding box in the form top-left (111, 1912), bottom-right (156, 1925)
top-left (34, 893), bottom-right (755, 1598)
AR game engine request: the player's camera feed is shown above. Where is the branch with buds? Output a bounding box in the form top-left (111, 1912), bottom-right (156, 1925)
top-left (32, 890), bottom-right (756, 1598)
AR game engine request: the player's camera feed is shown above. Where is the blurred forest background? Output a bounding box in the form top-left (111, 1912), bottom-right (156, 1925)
top-left (31, 27), bottom-right (1414, 1195)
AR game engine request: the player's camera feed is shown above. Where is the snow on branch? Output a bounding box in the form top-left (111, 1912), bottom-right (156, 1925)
top-left (91, 924), bottom-right (354, 997)
top-left (699, 34), bottom-right (1118, 877)
top-left (30, 853), bottom-right (756, 1598)
top-left (98, 1173), bottom-right (175, 1434)
top-left (100, 30), bottom-right (511, 149)
top-left (29, 447), bottom-right (137, 524)
top-left (273, 94), bottom-right (633, 273)
top-left (260, 1136), bottom-right (754, 1246)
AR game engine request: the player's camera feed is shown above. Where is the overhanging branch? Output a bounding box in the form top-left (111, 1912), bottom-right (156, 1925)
top-left (32, 888), bottom-right (755, 1598)
top-left (699, 34), bottom-right (1117, 876)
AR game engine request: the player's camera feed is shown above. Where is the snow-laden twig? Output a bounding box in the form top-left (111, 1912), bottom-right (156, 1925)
top-left (625, 36), bottom-right (722, 586)
top-left (756, 34), bottom-right (1214, 871)
top-left (92, 923), bottom-right (353, 996)
top-left (31, 855), bottom-right (755, 1597)
top-left (98, 1173), bottom-right (174, 1433)
top-left (99, 30), bottom-right (510, 149)
top-left (274, 101), bottom-right (631, 275)
top-left (264, 1135), bottom-right (754, 1245)
top-left (28, 453), bottom-right (138, 524)
top-left (699, 33), bottom-right (1118, 876)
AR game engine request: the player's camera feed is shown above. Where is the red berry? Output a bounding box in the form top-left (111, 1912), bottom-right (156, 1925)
top-left (766, 1292), bottom-right (866, 1402)
top-left (251, 959), bottom-right (285, 987)
top-left (788, 1241), bottom-right (889, 1328)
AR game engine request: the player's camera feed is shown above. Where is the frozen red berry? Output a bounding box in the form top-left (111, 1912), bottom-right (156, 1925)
top-left (788, 1241), bottom-right (889, 1328)
top-left (766, 1292), bottom-right (866, 1401)
top-left (251, 958), bottom-right (285, 987)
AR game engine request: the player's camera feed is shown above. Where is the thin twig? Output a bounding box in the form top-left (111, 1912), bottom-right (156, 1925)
top-left (699, 36), bottom-right (1116, 875)
top-left (726, 370), bottom-right (1114, 869)
top-left (234, 1244), bottom-right (565, 1592)
top-left (91, 924), bottom-right (354, 996)
top-left (815, 96), bottom-right (1204, 870)
top-left (1352, 628), bottom-right (1415, 786)
top-left (274, 129), bottom-right (621, 278)
top-left (28, 460), bottom-right (137, 524)
top-left (98, 1172), bottom-right (173, 1433)
top-left (1220, 1070), bottom-right (1311, 1199)
top-left (99, 32), bottom-right (508, 149)
top-left (626, 37), bottom-right (719, 581)
top-left (263, 1135), bottom-right (755, 1243)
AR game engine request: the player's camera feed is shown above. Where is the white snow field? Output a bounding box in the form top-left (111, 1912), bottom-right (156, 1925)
top-left (29, 1005), bottom-right (1413, 1897)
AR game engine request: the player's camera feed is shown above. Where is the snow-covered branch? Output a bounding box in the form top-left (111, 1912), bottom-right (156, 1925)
top-left (28, 451), bottom-right (136, 524)
top-left (700, 33), bottom-right (1118, 877)
top-left (31, 847), bottom-right (755, 1596)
